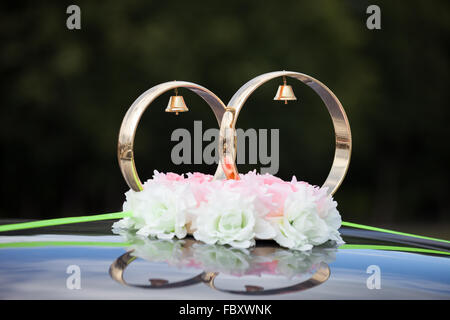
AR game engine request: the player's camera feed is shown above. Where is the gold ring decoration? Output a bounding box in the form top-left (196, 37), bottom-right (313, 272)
top-left (118, 81), bottom-right (233, 191)
top-left (216, 107), bottom-right (239, 180)
top-left (201, 262), bottom-right (330, 296)
top-left (109, 250), bottom-right (206, 289)
top-left (216, 71), bottom-right (352, 195)
top-left (114, 74), bottom-right (350, 252)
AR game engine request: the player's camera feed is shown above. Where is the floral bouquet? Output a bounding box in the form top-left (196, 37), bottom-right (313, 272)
top-left (113, 170), bottom-right (344, 251)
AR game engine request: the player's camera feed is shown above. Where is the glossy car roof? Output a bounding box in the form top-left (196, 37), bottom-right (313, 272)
top-left (0, 220), bottom-right (449, 299)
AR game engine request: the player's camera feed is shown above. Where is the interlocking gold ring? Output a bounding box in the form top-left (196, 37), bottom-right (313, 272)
top-left (201, 262), bottom-right (330, 295)
top-left (109, 251), bottom-right (206, 289)
top-left (118, 81), bottom-right (231, 191)
top-left (216, 71), bottom-right (352, 195)
top-left (118, 73), bottom-right (351, 195)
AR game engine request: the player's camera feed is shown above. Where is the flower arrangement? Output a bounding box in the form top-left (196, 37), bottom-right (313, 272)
top-left (112, 171), bottom-right (344, 251)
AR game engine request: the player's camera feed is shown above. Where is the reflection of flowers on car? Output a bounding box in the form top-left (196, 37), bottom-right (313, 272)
top-left (129, 238), bottom-right (186, 266)
top-left (115, 230), bottom-right (337, 278)
top-left (192, 244), bottom-right (252, 276)
top-left (271, 247), bottom-right (337, 278)
top-left (193, 244), bottom-right (337, 279)
top-left (115, 231), bottom-right (195, 269)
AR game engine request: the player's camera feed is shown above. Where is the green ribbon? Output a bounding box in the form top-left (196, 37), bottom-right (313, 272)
top-left (0, 212), bottom-right (448, 246)
top-left (0, 240), bottom-right (448, 256)
top-left (0, 211), bottom-right (131, 232)
top-left (341, 221), bottom-right (450, 244)
top-left (339, 244), bottom-right (449, 256)
top-left (0, 241), bottom-right (131, 248)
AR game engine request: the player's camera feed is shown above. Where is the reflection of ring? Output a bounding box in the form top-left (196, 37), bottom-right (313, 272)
top-left (109, 251), bottom-right (205, 289)
top-left (201, 262), bottom-right (330, 296)
top-left (118, 81), bottom-right (230, 191)
top-left (218, 71), bottom-right (352, 195)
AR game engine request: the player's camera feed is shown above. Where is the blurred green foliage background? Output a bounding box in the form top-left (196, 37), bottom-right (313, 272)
top-left (1, 0), bottom-right (449, 237)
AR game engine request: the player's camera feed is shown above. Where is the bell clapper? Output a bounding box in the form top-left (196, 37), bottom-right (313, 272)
top-left (175, 88), bottom-right (179, 115)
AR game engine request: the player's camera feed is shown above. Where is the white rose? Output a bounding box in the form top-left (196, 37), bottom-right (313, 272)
top-left (273, 246), bottom-right (338, 278)
top-left (191, 188), bottom-right (262, 248)
top-left (121, 182), bottom-right (196, 240)
top-left (271, 185), bottom-right (330, 251)
top-left (314, 187), bottom-right (344, 244)
top-left (129, 239), bottom-right (186, 265)
top-left (112, 217), bottom-right (134, 233)
top-left (192, 243), bottom-right (251, 275)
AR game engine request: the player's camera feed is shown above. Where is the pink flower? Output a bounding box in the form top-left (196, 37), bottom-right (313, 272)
top-left (184, 173), bottom-right (216, 206)
top-left (150, 171), bottom-right (184, 185)
top-left (247, 260), bottom-right (279, 276)
top-left (185, 172), bottom-right (214, 184)
top-left (260, 173), bottom-right (285, 185)
top-left (239, 171), bottom-right (299, 218)
top-left (165, 172), bottom-right (185, 181)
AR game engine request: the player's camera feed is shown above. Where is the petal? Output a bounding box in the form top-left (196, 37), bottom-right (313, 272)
top-left (228, 239), bottom-right (254, 249)
top-left (254, 218), bottom-right (277, 239)
top-left (157, 232), bottom-right (175, 240)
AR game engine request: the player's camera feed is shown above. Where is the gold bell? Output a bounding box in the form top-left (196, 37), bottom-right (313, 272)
top-left (165, 88), bottom-right (189, 115)
top-left (274, 76), bottom-right (297, 104)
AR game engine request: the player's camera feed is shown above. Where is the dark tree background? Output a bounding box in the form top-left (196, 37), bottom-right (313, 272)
top-left (1, 0), bottom-right (449, 237)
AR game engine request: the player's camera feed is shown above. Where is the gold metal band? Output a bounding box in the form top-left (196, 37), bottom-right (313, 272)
top-left (118, 73), bottom-right (351, 196)
top-left (216, 71), bottom-right (352, 195)
top-left (109, 251), bottom-right (206, 289)
top-left (216, 109), bottom-right (239, 180)
top-left (201, 262), bottom-right (330, 295)
top-left (118, 81), bottom-right (228, 191)
top-left (110, 250), bottom-right (329, 293)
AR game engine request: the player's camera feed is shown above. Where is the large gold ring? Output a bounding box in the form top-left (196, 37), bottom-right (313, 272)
top-left (118, 81), bottom-right (230, 191)
top-left (201, 262), bottom-right (330, 295)
top-left (217, 71), bottom-right (352, 195)
top-left (109, 251), bottom-right (206, 289)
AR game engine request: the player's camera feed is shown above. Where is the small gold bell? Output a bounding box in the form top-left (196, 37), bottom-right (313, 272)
top-left (274, 76), bottom-right (297, 104)
top-left (165, 88), bottom-right (189, 115)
